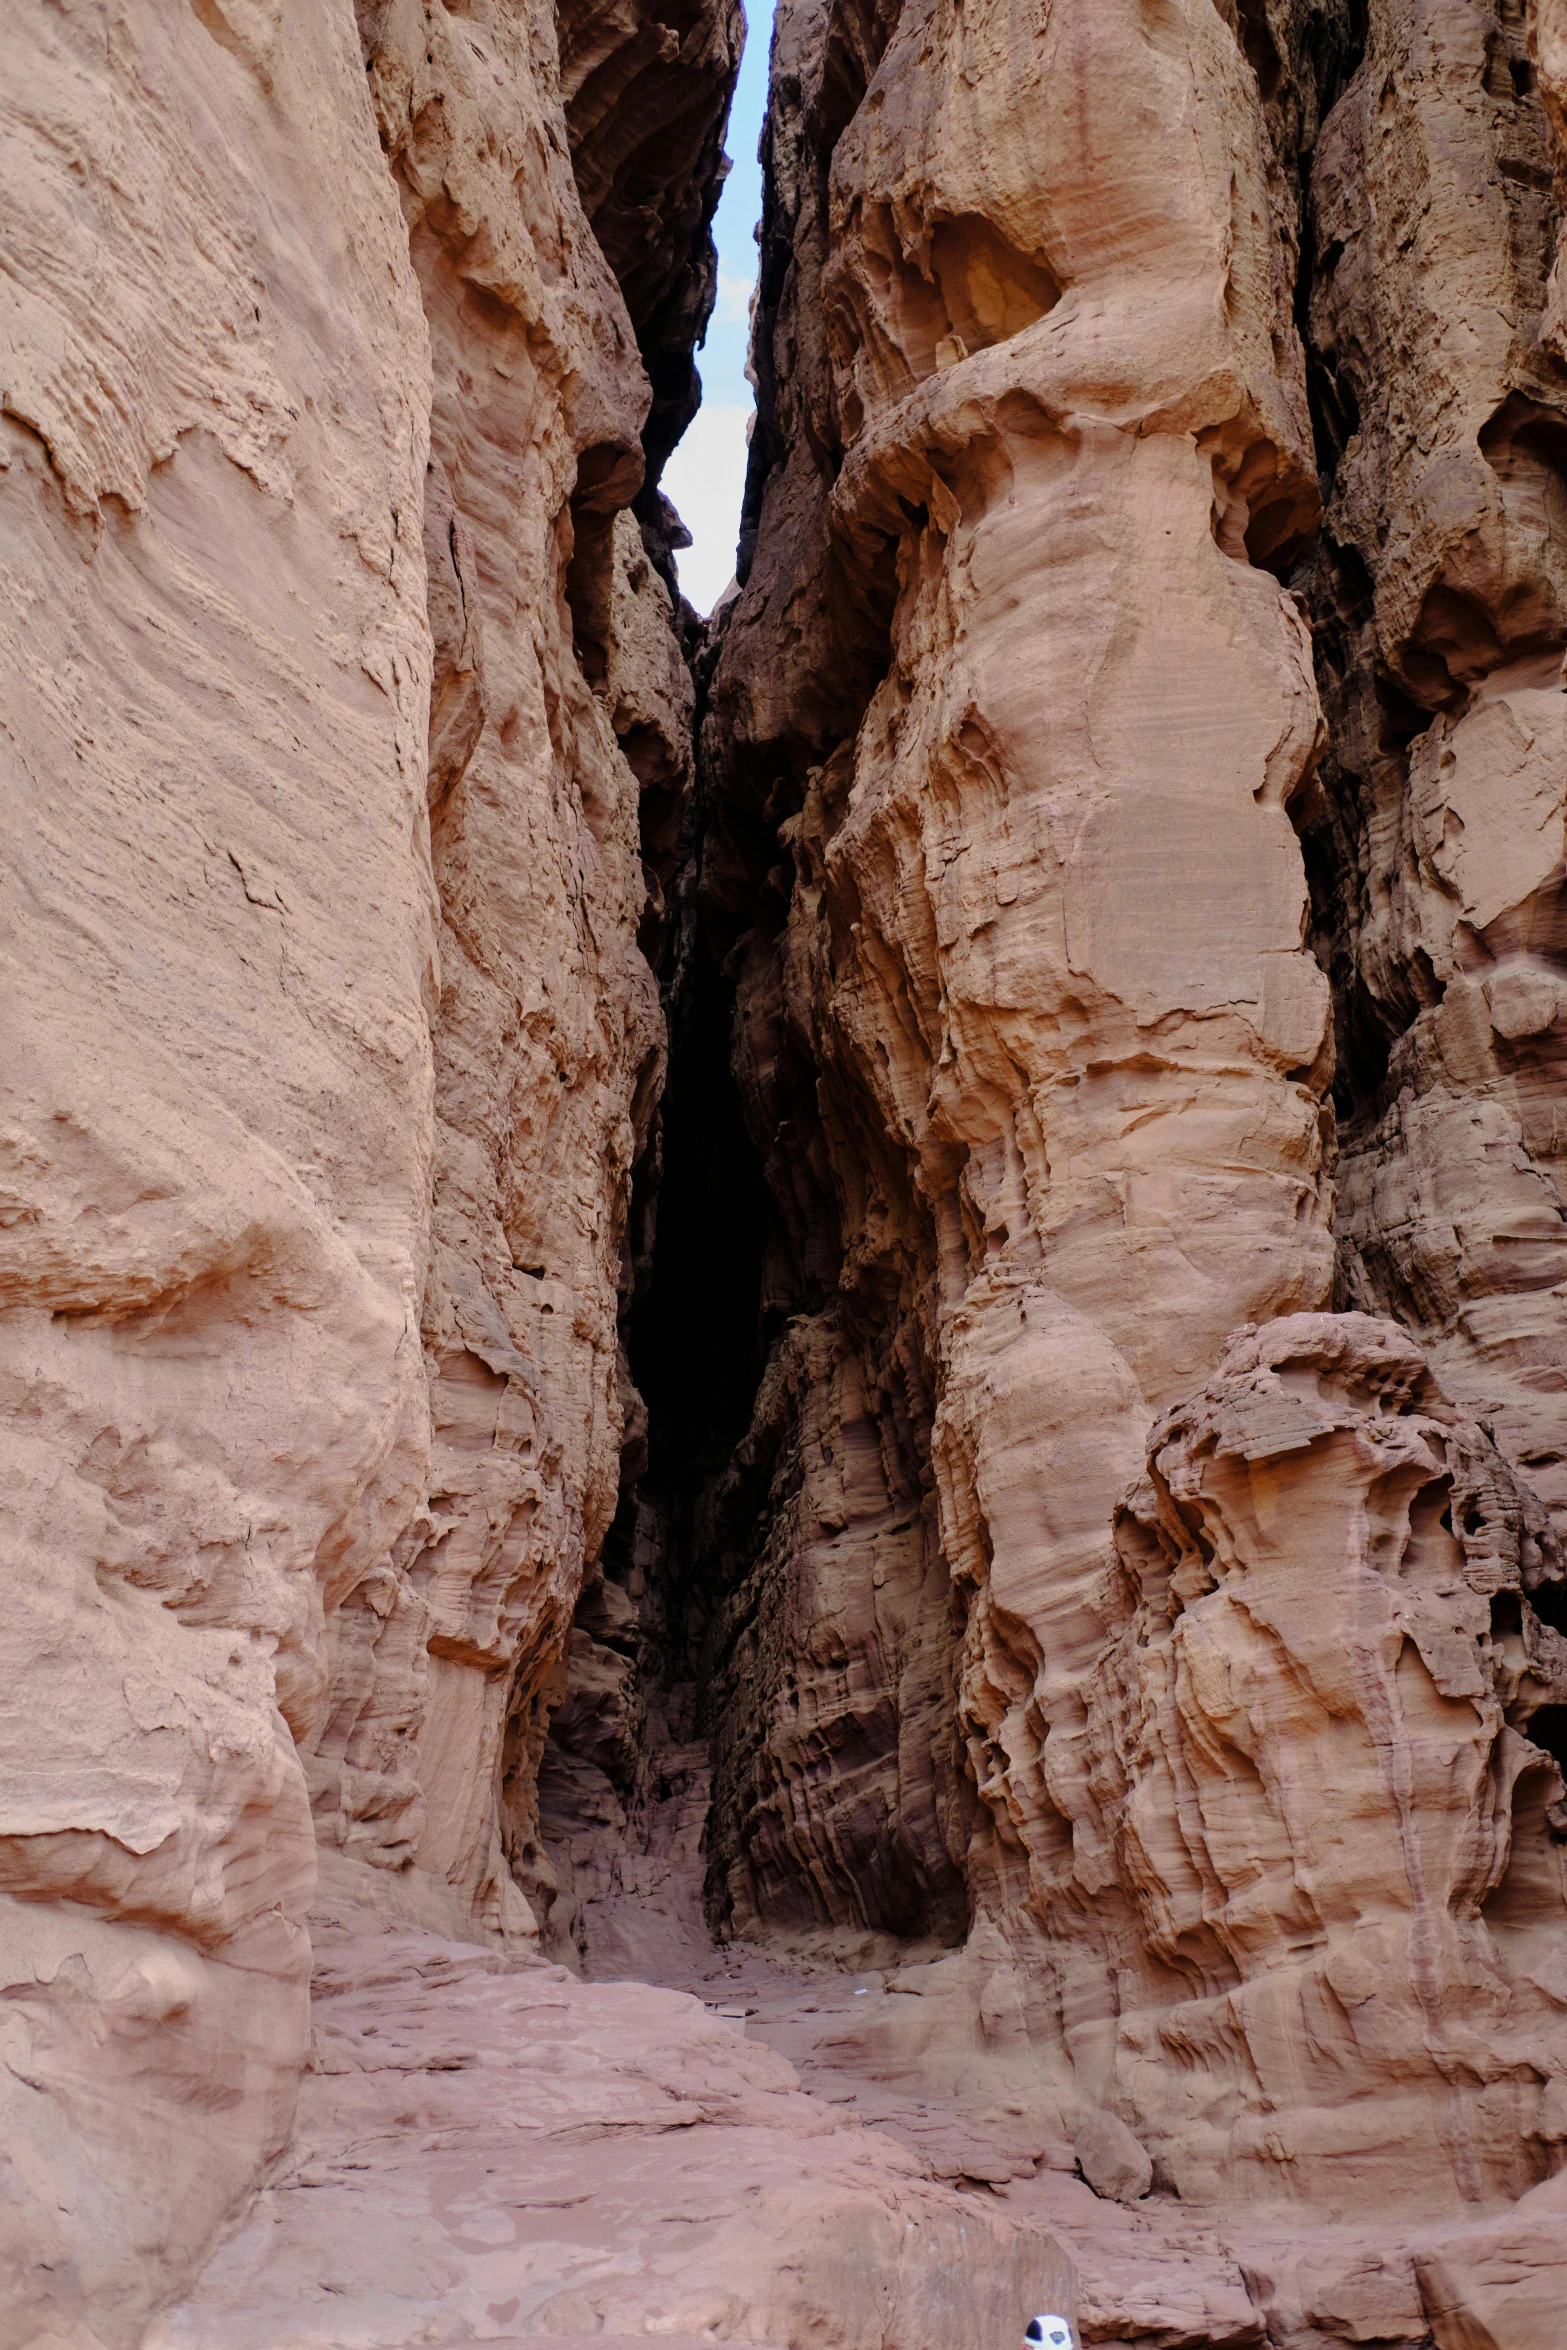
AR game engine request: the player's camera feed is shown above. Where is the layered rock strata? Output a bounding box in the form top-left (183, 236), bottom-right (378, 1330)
top-left (1093, 1312), bottom-right (1567, 2208)
top-left (690, 0), bottom-right (1567, 2236)
top-left (2, 9), bottom-right (434, 2331)
top-left (702, 0), bottom-right (1336, 2036)
top-left (1298, 0), bottom-right (1567, 1544)
top-left (310, 0), bottom-right (713, 1950)
top-left (0, 0), bottom-right (731, 2333)
top-left (9, 0), bottom-right (1567, 2340)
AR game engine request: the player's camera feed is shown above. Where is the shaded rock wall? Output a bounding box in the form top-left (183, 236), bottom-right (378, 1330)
top-left (1297, 0), bottom-right (1567, 1542)
top-left (0, 0), bottom-right (732, 2335)
top-left (689, 0), bottom-right (1567, 2231)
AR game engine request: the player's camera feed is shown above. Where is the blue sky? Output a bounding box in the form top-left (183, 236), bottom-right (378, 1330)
top-left (661, 4), bottom-right (773, 613)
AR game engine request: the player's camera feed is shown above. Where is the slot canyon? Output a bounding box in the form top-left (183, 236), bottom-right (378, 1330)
top-left (6, 0), bottom-right (1567, 2344)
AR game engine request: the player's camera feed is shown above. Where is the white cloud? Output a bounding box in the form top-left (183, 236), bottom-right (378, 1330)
top-left (662, 403), bottom-right (752, 617)
top-left (714, 266), bottom-right (754, 324)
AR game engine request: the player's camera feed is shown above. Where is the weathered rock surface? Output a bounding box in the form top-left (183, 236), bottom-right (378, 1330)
top-left (311, 0), bottom-right (691, 1951)
top-left (539, 1825), bottom-right (1566, 2350)
top-left (1073, 2113), bottom-right (1152, 2210)
top-left (681, 0), bottom-right (1567, 2317)
top-left (9, 0), bottom-right (1567, 2342)
top-left (701, 0), bottom-right (1339, 2082)
top-left (1092, 1313), bottom-right (1567, 2210)
top-left (698, 0), bottom-right (1352, 1997)
top-left (1, 0), bottom-right (727, 2333)
top-left (149, 1898), bottom-right (1075, 2350)
top-left (558, 0), bottom-right (743, 523)
top-left (1298, 0), bottom-right (1567, 1546)
top-left (1, 5), bottom-right (435, 2331)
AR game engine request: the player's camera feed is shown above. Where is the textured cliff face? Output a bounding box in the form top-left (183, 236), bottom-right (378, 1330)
top-left (306, 0), bottom-right (701, 1948)
top-left (10, 0), bottom-right (1567, 2340)
top-left (1, 9), bottom-right (434, 2332)
top-left (1095, 1312), bottom-right (1567, 2209)
top-left (557, 0), bottom-right (742, 527)
top-left (689, 0), bottom-right (1567, 2243)
top-left (1299, 0), bottom-right (1567, 1551)
top-left (0, 0), bottom-right (730, 2334)
top-left (703, 0), bottom-right (1337, 1999)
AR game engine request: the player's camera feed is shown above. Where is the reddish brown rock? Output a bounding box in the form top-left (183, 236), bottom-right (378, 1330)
top-left (1296, 0), bottom-right (1567, 1538)
top-left (700, 0), bottom-right (1340, 2068)
top-left (1075, 2113), bottom-right (1153, 2209)
top-left (0, 5), bottom-right (435, 2331)
top-left (1089, 1313), bottom-right (1567, 2211)
top-left (679, 0), bottom-right (1567, 2327)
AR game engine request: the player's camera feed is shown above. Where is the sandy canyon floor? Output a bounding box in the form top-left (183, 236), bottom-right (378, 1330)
top-left (148, 1747), bottom-right (1564, 2350)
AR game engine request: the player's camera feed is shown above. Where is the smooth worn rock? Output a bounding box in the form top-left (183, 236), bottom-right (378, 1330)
top-left (0, 0), bottom-right (724, 2332)
top-left (149, 1900), bottom-right (1076, 2350)
top-left (1, 4), bottom-right (435, 2334)
top-left (1413, 2165), bottom-right (1567, 2349)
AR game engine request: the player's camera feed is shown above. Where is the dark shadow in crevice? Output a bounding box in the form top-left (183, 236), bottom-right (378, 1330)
top-left (626, 921), bottom-right (772, 1666)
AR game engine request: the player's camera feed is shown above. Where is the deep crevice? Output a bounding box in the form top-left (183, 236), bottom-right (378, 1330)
top-left (628, 922), bottom-right (772, 1664)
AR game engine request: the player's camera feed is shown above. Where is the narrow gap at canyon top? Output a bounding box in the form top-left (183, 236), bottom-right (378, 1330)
top-left (662, 0), bottom-right (773, 613)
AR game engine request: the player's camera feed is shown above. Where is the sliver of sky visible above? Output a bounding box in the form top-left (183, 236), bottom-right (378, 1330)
top-left (661, 4), bottom-right (774, 616)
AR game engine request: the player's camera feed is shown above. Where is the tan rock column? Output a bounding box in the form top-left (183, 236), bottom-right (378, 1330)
top-left (697, 0), bottom-right (1344, 2022)
top-left (802, 0), bottom-right (1335, 2053)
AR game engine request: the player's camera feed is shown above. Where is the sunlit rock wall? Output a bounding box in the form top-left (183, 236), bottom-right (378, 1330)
top-left (0, 7), bottom-right (434, 2335)
top-left (700, 0), bottom-right (1567, 2224)
top-left (0, 0), bottom-right (731, 2334)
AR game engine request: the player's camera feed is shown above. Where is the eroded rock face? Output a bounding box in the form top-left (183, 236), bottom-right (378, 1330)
top-left (689, 0), bottom-right (1567, 2251)
top-left (557, 0), bottom-right (744, 512)
top-left (701, 0), bottom-right (1336, 2042)
top-left (10, 0), bottom-right (1567, 2338)
top-left (1, 6), bottom-right (434, 2332)
top-left (0, 0), bottom-right (728, 2332)
top-left (699, 1307), bottom-right (970, 1947)
top-left (304, 0), bottom-right (678, 1948)
top-left (1297, 0), bottom-right (1567, 1544)
top-left (1092, 1313), bottom-right (1567, 2210)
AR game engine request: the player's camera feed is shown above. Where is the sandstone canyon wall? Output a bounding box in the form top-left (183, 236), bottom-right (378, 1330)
top-left (690, 0), bottom-right (1567, 2236)
top-left (5, 0), bottom-right (1567, 2344)
top-left (0, 0), bottom-right (732, 2336)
